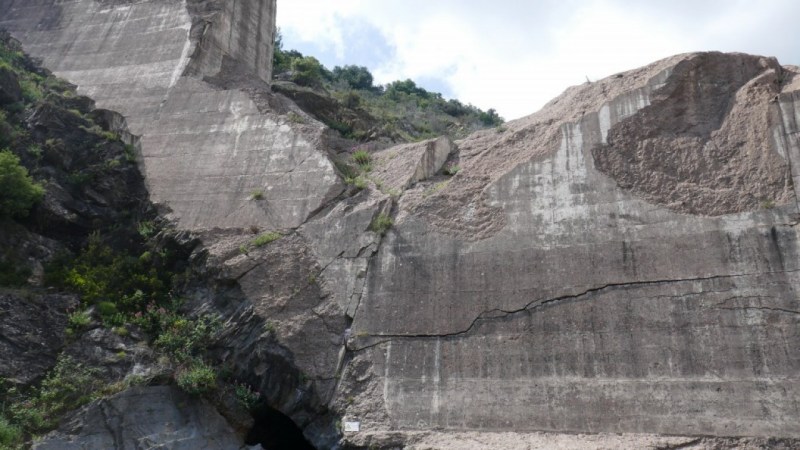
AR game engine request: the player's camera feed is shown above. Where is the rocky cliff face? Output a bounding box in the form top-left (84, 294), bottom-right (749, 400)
top-left (2, 1), bottom-right (800, 449)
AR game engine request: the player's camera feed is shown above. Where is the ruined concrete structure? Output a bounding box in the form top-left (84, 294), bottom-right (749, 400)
top-left (1, 0), bottom-right (800, 448)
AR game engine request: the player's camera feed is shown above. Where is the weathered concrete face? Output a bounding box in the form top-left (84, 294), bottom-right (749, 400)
top-left (4, 1), bottom-right (800, 448)
top-left (343, 53), bottom-right (800, 443)
top-left (0, 0), bottom-right (339, 231)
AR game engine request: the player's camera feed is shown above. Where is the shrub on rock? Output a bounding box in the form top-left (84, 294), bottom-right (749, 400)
top-left (0, 149), bottom-right (43, 218)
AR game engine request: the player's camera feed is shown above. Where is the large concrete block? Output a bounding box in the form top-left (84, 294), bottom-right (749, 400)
top-left (0, 0), bottom-right (339, 231)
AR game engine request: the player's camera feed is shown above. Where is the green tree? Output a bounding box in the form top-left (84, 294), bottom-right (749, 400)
top-left (478, 108), bottom-right (504, 126)
top-left (333, 65), bottom-right (374, 90)
top-left (272, 28), bottom-right (290, 74)
top-left (0, 149), bottom-right (44, 218)
top-left (386, 79), bottom-right (430, 99)
top-left (290, 56), bottom-right (329, 87)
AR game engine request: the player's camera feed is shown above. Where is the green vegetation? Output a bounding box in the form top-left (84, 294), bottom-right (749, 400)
top-left (370, 213), bottom-right (394, 236)
top-left (154, 315), bottom-right (221, 363)
top-left (250, 189), bottom-right (265, 200)
top-left (42, 224), bottom-right (223, 390)
top-left (47, 233), bottom-right (168, 324)
top-left (66, 309), bottom-right (92, 335)
top-left (289, 56), bottom-right (327, 87)
top-left (0, 35), bottom-right (237, 445)
top-left (346, 175), bottom-right (368, 190)
top-left (0, 415), bottom-right (22, 449)
top-left (25, 145), bottom-right (41, 161)
top-left (350, 149), bottom-right (373, 175)
top-left (286, 112), bottom-right (305, 124)
top-left (0, 149), bottom-right (44, 218)
top-left (234, 382), bottom-right (261, 411)
top-left (251, 231), bottom-right (282, 248)
top-left (3, 356), bottom-right (102, 437)
top-left (272, 29), bottom-right (504, 142)
top-left (334, 148), bottom-right (378, 192)
top-left (352, 149), bottom-right (371, 166)
top-left (137, 221), bottom-right (155, 238)
top-left (176, 361), bottom-right (217, 395)
top-left (0, 112), bottom-right (17, 149)
top-left (0, 33), bottom-right (137, 226)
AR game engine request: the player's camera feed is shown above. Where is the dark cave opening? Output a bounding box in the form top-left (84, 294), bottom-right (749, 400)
top-left (245, 404), bottom-right (316, 450)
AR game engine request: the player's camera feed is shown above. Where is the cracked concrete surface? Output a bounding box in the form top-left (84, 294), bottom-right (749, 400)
top-left (3, 2), bottom-right (800, 449)
top-left (343, 54), bottom-right (800, 445)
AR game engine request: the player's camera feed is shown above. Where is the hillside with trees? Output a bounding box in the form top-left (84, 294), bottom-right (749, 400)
top-left (271, 31), bottom-right (504, 143)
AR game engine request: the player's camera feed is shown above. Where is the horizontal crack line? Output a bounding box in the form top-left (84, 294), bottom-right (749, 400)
top-left (716, 306), bottom-right (800, 315)
top-left (350, 268), bottom-right (800, 351)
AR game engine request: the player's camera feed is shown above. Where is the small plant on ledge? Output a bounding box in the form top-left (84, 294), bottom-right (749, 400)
top-left (352, 149), bottom-right (371, 166)
top-left (370, 213), bottom-right (393, 236)
top-left (251, 231), bottom-right (282, 248)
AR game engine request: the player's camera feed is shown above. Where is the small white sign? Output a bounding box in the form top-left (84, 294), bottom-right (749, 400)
top-left (343, 421), bottom-right (361, 432)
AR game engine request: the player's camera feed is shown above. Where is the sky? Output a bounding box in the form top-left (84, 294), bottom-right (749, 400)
top-left (277, 1), bottom-right (800, 120)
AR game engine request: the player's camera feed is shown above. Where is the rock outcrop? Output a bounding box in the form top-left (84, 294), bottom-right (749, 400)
top-left (0, 291), bottom-right (77, 385)
top-left (33, 386), bottom-right (247, 449)
top-left (2, 1), bottom-right (800, 449)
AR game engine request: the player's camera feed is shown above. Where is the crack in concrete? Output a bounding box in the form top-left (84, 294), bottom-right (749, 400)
top-left (349, 269), bottom-right (800, 351)
top-left (716, 305), bottom-right (800, 315)
top-left (655, 438), bottom-right (703, 450)
top-left (713, 295), bottom-right (800, 315)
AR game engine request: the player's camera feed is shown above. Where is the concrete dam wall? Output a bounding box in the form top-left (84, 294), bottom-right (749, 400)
top-left (1, 1), bottom-right (800, 448)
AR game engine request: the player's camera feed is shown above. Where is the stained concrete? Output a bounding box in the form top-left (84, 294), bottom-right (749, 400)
top-left (0, 0), bottom-right (340, 231)
top-left (3, 2), bottom-right (800, 449)
top-left (344, 54), bottom-right (800, 443)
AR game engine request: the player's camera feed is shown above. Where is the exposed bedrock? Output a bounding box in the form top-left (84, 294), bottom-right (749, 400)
top-left (33, 386), bottom-right (244, 449)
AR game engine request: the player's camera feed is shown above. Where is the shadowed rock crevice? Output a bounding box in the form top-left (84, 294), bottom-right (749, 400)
top-left (245, 404), bottom-right (317, 450)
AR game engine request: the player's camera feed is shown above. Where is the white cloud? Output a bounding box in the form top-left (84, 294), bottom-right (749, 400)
top-left (277, 1), bottom-right (799, 120)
